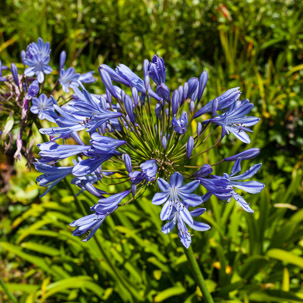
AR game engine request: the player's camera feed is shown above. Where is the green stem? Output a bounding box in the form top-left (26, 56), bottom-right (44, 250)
top-left (183, 246), bottom-right (214, 303)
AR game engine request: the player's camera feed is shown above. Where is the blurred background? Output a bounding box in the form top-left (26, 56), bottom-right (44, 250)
top-left (0, 0), bottom-right (303, 302)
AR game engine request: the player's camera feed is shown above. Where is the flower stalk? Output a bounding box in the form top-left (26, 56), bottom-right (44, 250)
top-left (183, 245), bottom-right (214, 303)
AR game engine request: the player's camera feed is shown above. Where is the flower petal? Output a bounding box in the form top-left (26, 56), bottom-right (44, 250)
top-left (179, 180), bottom-right (200, 193)
top-left (152, 192), bottom-right (169, 205)
top-left (161, 219), bottom-right (176, 234)
top-left (170, 172), bottom-right (183, 188)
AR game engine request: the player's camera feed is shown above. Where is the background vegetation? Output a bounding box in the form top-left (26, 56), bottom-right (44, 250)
top-left (0, 0), bottom-right (303, 302)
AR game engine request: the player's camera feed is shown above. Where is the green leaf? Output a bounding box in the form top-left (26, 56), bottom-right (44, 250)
top-left (239, 256), bottom-right (269, 280)
top-left (154, 285), bottom-right (186, 302)
top-left (1, 114), bottom-right (14, 140)
top-left (21, 242), bottom-right (61, 257)
top-left (40, 276), bottom-right (104, 302)
top-left (267, 249), bottom-right (303, 268)
top-left (249, 290), bottom-right (303, 302)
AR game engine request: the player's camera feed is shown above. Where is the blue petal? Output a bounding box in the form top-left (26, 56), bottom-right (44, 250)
top-left (224, 148), bottom-right (260, 161)
top-left (179, 180), bottom-right (200, 193)
top-left (190, 208), bottom-right (206, 217)
top-left (226, 127), bottom-right (251, 143)
top-left (178, 192), bottom-right (202, 207)
top-left (188, 220), bottom-right (211, 231)
top-left (179, 207), bottom-right (194, 225)
top-left (231, 158), bottom-right (242, 176)
top-left (230, 163), bottom-right (262, 181)
top-left (160, 201), bottom-right (173, 221)
top-left (157, 178), bottom-right (170, 192)
top-left (170, 172), bottom-right (183, 188)
top-left (152, 192), bottom-right (169, 205)
top-left (232, 192), bottom-right (254, 213)
top-left (161, 219), bottom-right (176, 234)
top-left (231, 181), bottom-right (265, 194)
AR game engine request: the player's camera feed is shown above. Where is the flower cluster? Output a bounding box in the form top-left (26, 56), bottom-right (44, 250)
top-left (0, 38), bottom-right (95, 168)
top-left (22, 39), bottom-right (265, 248)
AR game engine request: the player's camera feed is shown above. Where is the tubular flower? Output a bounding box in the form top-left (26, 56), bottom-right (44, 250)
top-left (33, 53), bottom-right (264, 247)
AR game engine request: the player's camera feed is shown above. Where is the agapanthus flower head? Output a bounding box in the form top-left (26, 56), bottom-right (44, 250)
top-left (34, 53), bottom-right (264, 248)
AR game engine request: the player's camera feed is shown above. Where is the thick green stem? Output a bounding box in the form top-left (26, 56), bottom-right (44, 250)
top-left (184, 246), bottom-right (214, 303)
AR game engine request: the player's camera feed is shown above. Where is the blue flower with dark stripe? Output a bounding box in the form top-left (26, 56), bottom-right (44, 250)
top-left (152, 172), bottom-right (210, 248)
top-left (24, 38), bottom-right (52, 83)
top-left (71, 190), bottom-right (130, 241)
top-left (203, 99), bottom-right (260, 143)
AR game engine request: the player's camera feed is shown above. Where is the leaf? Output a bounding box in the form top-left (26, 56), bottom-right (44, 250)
top-left (1, 114), bottom-right (14, 140)
top-left (40, 276), bottom-right (104, 302)
top-left (0, 242), bottom-right (64, 279)
top-left (239, 256), bottom-right (269, 280)
top-left (21, 242), bottom-right (61, 257)
top-left (249, 290), bottom-right (303, 302)
top-left (154, 285), bottom-right (186, 302)
top-left (267, 249), bottom-right (303, 268)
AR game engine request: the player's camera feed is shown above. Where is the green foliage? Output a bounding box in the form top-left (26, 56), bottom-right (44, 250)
top-left (1, 0), bottom-right (303, 302)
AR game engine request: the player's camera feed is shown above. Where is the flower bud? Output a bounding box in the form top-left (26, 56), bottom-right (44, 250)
top-left (156, 83), bottom-right (170, 102)
top-left (132, 87), bottom-right (139, 107)
top-left (186, 136), bottom-right (194, 158)
top-left (212, 98), bottom-right (218, 117)
top-left (99, 69), bottom-right (118, 98)
top-left (162, 136), bottom-right (167, 150)
top-left (28, 80), bottom-right (39, 98)
top-left (198, 70), bottom-right (208, 102)
top-left (143, 59), bottom-right (149, 77)
top-left (124, 94), bottom-right (135, 123)
top-left (190, 100), bottom-right (195, 112)
top-left (122, 153), bottom-right (132, 173)
top-left (60, 51), bottom-right (66, 70)
top-left (197, 122), bottom-right (202, 136)
top-left (183, 82), bottom-right (188, 101)
top-left (20, 51), bottom-right (26, 66)
top-left (11, 63), bottom-right (19, 86)
top-left (144, 75), bottom-right (150, 91)
top-left (178, 85), bottom-right (184, 103)
top-left (155, 103), bottom-right (162, 118)
top-left (224, 148), bottom-right (260, 161)
top-left (194, 164), bottom-right (213, 177)
top-left (186, 77), bottom-right (198, 99)
top-left (172, 89), bottom-right (179, 115)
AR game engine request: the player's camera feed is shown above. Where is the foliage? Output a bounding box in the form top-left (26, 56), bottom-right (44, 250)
top-left (0, 0), bottom-right (303, 302)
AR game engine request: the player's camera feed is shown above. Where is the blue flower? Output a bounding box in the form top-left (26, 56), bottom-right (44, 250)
top-left (140, 159), bottom-right (158, 181)
top-left (38, 141), bottom-right (90, 163)
top-left (199, 160), bottom-right (264, 212)
top-left (24, 38), bottom-right (52, 83)
top-left (25, 37), bottom-right (51, 59)
top-left (172, 111), bottom-right (187, 134)
top-left (27, 80), bottom-right (39, 98)
top-left (223, 159), bottom-right (264, 212)
top-left (59, 67), bottom-right (80, 93)
top-left (71, 173), bottom-right (105, 198)
top-left (129, 159), bottom-right (158, 189)
top-left (34, 162), bottom-right (73, 196)
top-left (203, 99), bottom-right (260, 143)
top-left (148, 55), bottom-right (166, 85)
top-left (152, 172), bottom-right (209, 248)
top-left (99, 64), bottom-right (162, 102)
top-left (30, 94), bottom-right (57, 122)
top-left (194, 87), bottom-right (241, 118)
top-left (162, 207), bottom-right (210, 248)
top-left (72, 133), bottom-right (126, 177)
top-left (70, 190), bottom-right (130, 241)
